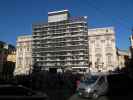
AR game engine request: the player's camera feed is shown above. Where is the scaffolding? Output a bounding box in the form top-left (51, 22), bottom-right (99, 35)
top-left (32, 10), bottom-right (89, 71)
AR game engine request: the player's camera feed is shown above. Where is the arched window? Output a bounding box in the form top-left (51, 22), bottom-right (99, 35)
top-left (106, 53), bottom-right (112, 65)
top-left (95, 54), bottom-right (102, 63)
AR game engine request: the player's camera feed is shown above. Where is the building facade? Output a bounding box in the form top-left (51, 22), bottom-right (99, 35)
top-left (32, 10), bottom-right (89, 71)
top-left (116, 49), bottom-right (129, 69)
top-left (0, 41), bottom-right (7, 72)
top-left (88, 27), bottom-right (117, 72)
top-left (129, 34), bottom-right (133, 58)
top-left (128, 32), bottom-right (133, 78)
top-left (7, 51), bottom-right (16, 63)
top-left (14, 35), bottom-right (32, 75)
top-left (0, 42), bottom-right (16, 66)
top-left (0, 41), bottom-right (16, 77)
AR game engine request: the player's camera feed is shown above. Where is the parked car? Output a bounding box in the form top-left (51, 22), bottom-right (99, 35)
top-left (0, 84), bottom-right (48, 100)
top-left (77, 74), bottom-right (108, 98)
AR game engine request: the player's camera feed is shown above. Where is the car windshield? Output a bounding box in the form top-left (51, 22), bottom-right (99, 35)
top-left (81, 76), bottom-right (98, 84)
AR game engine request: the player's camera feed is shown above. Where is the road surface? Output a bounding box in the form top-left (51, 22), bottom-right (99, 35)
top-left (68, 93), bottom-right (133, 100)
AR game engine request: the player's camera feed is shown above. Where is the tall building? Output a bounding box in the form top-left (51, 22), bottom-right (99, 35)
top-left (32, 10), bottom-right (89, 71)
top-left (14, 35), bottom-right (32, 75)
top-left (88, 27), bottom-right (117, 72)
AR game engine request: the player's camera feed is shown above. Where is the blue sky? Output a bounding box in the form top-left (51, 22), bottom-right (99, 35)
top-left (0, 0), bottom-right (133, 50)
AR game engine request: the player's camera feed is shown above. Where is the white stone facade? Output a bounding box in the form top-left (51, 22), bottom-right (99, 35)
top-left (129, 34), bottom-right (133, 59)
top-left (14, 35), bottom-right (32, 75)
top-left (130, 35), bottom-right (133, 48)
top-left (117, 49), bottom-right (128, 69)
top-left (88, 27), bottom-right (117, 72)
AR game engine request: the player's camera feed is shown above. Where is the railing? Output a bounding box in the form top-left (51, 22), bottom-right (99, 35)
top-left (38, 58), bottom-right (88, 62)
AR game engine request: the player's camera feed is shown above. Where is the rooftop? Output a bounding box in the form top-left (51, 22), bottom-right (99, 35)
top-left (48, 9), bottom-right (69, 15)
top-left (88, 27), bottom-right (115, 36)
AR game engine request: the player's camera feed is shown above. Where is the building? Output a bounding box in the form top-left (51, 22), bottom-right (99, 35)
top-left (129, 34), bottom-right (133, 58)
top-left (116, 48), bottom-right (129, 69)
top-left (0, 41), bottom-right (16, 68)
top-left (128, 32), bottom-right (133, 78)
top-left (88, 27), bottom-right (117, 72)
top-left (14, 35), bottom-right (32, 75)
top-left (7, 51), bottom-right (16, 63)
top-left (0, 41), bottom-right (6, 72)
top-left (32, 10), bottom-right (89, 72)
top-left (0, 41), bottom-right (16, 77)
top-left (130, 34), bottom-right (133, 48)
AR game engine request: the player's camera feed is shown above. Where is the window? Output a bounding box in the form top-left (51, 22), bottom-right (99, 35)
top-left (90, 40), bottom-right (95, 43)
top-left (80, 61), bottom-right (84, 65)
top-left (89, 55), bottom-right (92, 62)
top-left (106, 54), bottom-right (112, 65)
top-left (18, 57), bottom-right (22, 65)
top-left (20, 48), bottom-right (22, 52)
top-left (101, 40), bottom-right (105, 43)
top-left (95, 54), bottom-right (102, 63)
top-left (106, 40), bottom-right (110, 46)
top-left (26, 58), bottom-right (30, 65)
top-left (89, 48), bottom-right (92, 53)
top-left (106, 37), bottom-right (112, 46)
top-left (96, 41), bottom-right (100, 47)
top-left (82, 76), bottom-right (98, 84)
top-left (95, 48), bottom-right (101, 53)
top-left (95, 38), bottom-right (101, 47)
top-left (27, 48), bottom-right (30, 51)
top-left (98, 77), bottom-right (105, 85)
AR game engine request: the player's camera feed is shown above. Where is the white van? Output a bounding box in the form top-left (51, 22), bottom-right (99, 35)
top-left (77, 74), bottom-right (108, 98)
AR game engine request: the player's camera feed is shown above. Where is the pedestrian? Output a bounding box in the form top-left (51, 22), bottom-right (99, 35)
top-left (76, 79), bottom-right (80, 88)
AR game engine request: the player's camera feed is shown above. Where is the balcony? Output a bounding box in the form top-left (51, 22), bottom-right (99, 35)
top-left (33, 28), bottom-right (42, 32)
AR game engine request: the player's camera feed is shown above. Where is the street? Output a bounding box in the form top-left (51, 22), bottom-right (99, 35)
top-left (45, 88), bottom-right (133, 100)
top-left (69, 94), bottom-right (109, 100)
top-left (68, 94), bottom-right (133, 100)
top-left (1, 72), bottom-right (132, 100)
top-left (38, 72), bottom-right (133, 100)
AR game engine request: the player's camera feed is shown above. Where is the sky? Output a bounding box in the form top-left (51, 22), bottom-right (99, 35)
top-left (0, 0), bottom-right (133, 50)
